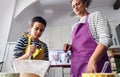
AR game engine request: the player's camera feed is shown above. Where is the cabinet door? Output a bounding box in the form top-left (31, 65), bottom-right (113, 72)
top-left (109, 21), bottom-right (120, 48)
top-left (63, 68), bottom-right (70, 77)
top-left (48, 67), bottom-right (63, 77)
top-left (115, 24), bottom-right (120, 45)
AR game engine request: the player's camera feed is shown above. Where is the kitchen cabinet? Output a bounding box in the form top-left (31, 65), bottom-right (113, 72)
top-left (48, 67), bottom-right (63, 77)
top-left (115, 23), bottom-right (120, 46)
top-left (63, 68), bottom-right (70, 77)
top-left (109, 21), bottom-right (120, 48)
top-left (48, 66), bottom-right (70, 77)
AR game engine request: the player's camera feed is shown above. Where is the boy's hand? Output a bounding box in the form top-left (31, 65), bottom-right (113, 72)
top-left (28, 44), bottom-right (36, 55)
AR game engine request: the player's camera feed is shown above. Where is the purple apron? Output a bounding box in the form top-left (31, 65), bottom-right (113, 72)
top-left (71, 14), bottom-right (111, 77)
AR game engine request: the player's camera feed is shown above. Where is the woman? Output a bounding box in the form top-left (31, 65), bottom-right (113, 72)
top-left (63, 0), bottom-right (112, 77)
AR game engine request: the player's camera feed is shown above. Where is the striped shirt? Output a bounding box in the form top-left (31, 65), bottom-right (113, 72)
top-left (13, 35), bottom-right (49, 60)
top-left (72, 11), bottom-right (113, 48)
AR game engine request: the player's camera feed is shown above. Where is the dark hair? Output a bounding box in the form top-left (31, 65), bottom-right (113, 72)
top-left (31, 16), bottom-right (47, 27)
top-left (71, 0), bottom-right (92, 8)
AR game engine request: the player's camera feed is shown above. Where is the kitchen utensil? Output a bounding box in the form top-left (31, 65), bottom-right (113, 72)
top-left (101, 61), bottom-right (109, 73)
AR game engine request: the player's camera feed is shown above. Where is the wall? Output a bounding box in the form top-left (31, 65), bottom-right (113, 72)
top-left (13, 0), bottom-right (36, 18)
top-left (88, 6), bottom-right (120, 48)
top-left (6, 0), bottom-right (120, 50)
top-left (29, 6), bottom-right (120, 49)
top-left (0, 0), bottom-right (16, 62)
top-left (88, 6), bottom-right (120, 21)
top-left (8, 0), bottom-right (37, 42)
top-left (8, 1), bottom-right (120, 42)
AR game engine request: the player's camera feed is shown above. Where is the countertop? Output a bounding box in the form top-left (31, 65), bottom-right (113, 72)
top-left (50, 63), bottom-right (71, 67)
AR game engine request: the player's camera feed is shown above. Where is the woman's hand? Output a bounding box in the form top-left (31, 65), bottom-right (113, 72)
top-left (86, 60), bottom-right (97, 73)
top-left (86, 43), bottom-right (107, 73)
top-left (63, 43), bottom-right (71, 52)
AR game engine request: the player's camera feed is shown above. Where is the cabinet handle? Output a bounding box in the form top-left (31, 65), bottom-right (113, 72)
top-left (114, 38), bottom-right (117, 45)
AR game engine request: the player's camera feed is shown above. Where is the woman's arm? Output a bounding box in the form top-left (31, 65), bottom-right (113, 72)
top-left (86, 12), bottom-right (112, 73)
top-left (86, 43), bottom-right (107, 73)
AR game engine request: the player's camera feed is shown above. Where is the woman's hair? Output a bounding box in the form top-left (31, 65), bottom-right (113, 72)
top-left (71, 0), bottom-right (92, 8)
top-left (31, 16), bottom-right (47, 27)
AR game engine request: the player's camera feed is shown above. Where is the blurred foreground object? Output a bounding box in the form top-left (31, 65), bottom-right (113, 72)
top-left (20, 73), bottom-right (40, 77)
top-left (11, 60), bottom-right (50, 77)
top-left (82, 73), bottom-right (116, 77)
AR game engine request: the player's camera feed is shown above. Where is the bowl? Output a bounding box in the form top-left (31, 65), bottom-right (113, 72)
top-left (0, 73), bottom-right (19, 77)
top-left (20, 73), bottom-right (40, 77)
top-left (82, 73), bottom-right (115, 77)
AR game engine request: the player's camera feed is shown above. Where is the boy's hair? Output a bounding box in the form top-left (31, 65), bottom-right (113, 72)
top-left (31, 16), bottom-right (47, 27)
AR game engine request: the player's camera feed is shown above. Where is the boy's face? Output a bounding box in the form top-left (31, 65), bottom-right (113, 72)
top-left (30, 22), bottom-right (45, 41)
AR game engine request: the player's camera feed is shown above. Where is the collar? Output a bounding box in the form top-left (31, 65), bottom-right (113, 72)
top-left (78, 15), bottom-right (87, 24)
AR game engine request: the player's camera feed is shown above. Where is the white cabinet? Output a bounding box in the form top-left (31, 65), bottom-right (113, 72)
top-left (109, 21), bottom-right (120, 48)
top-left (48, 67), bottom-right (63, 77)
top-left (48, 67), bottom-right (70, 77)
top-left (63, 68), bottom-right (70, 77)
top-left (115, 24), bottom-right (120, 46)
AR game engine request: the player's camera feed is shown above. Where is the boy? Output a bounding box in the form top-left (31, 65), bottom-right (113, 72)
top-left (13, 16), bottom-right (48, 60)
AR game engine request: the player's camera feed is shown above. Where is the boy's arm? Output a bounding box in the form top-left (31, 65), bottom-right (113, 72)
top-left (13, 36), bottom-right (27, 60)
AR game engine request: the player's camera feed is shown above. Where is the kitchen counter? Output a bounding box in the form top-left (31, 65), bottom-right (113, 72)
top-left (49, 63), bottom-right (71, 77)
top-left (50, 63), bottom-right (70, 67)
